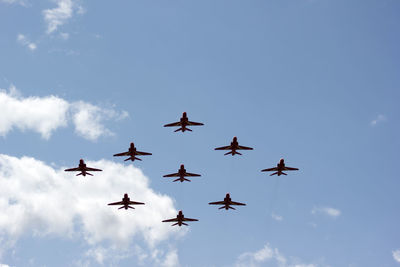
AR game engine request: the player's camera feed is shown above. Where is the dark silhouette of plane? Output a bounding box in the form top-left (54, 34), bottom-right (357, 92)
top-left (209, 193), bottom-right (246, 210)
top-left (108, 193), bottom-right (145, 210)
top-left (163, 164), bottom-right (201, 182)
top-left (113, 142), bottom-right (152, 162)
top-left (64, 159), bottom-right (102, 176)
top-left (164, 112), bottom-right (204, 132)
top-left (214, 136), bottom-right (253, 155)
top-left (162, 210), bottom-right (198, 226)
top-left (261, 158), bottom-right (299, 176)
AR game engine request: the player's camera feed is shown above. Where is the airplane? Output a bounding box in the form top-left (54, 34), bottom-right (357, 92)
top-left (162, 210), bottom-right (198, 226)
top-left (261, 158), bottom-right (299, 176)
top-left (108, 193), bottom-right (145, 210)
top-left (113, 142), bottom-right (152, 162)
top-left (163, 164), bottom-right (201, 182)
top-left (209, 193), bottom-right (246, 210)
top-left (64, 159), bottom-right (102, 176)
top-left (214, 136), bottom-right (253, 155)
top-left (163, 112), bottom-right (204, 132)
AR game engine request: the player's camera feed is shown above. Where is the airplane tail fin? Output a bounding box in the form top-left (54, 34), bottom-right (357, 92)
top-left (281, 172), bottom-right (287, 176)
top-left (174, 128), bottom-right (183, 132)
top-left (76, 173), bottom-right (83, 176)
top-left (186, 128), bottom-right (192, 132)
top-left (229, 206), bottom-right (236, 210)
top-left (270, 172), bottom-right (278, 176)
top-left (128, 206), bottom-right (135, 209)
top-left (224, 151), bottom-right (233, 156)
top-left (124, 157), bottom-right (131, 162)
top-left (173, 178), bottom-right (181, 182)
top-left (235, 151), bottom-right (242, 156)
top-left (118, 206), bottom-right (125, 210)
top-left (183, 178), bottom-right (191, 182)
top-left (134, 157), bottom-right (142, 161)
top-left (219, 206), bottom-right (225, 210)
top-left (182, 222), bottom-right (188, 226)
top-left (86, 172), bottom-right (93, 176)
top-left (172, 222), bottom-right (179, 226)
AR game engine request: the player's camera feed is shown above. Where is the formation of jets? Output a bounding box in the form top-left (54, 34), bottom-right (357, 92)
top-left (64, 112), bottom-right (299, 226)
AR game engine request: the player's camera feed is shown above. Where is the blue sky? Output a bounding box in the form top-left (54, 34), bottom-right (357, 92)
top-left (0, 0), bottom-right (399, 266)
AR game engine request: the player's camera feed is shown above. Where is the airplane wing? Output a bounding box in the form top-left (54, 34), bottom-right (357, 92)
top-left (135, 151), bottom-right (152, 156)
top-left (162, 218), bottom-right (179, 222)
top-left (185, 172), bottom-right (201, 177)
top-left (182, 218), bottom-right (198, 221)
top-left (284, 167), bottom-right (299, 171)
top-left (164, 122), bottom-right (181, 127)
top-left (187, 121), bottom-right (204, 126)
top-left (214, 145), bottom-right (232, 150)
top-left (237, 145), bottom-right (253, 150)
top-left (230, 201), bottom-right (246, 206)
top-left (113, 152), bottom-right (130, 157)
top-left (64, 167), bottom-right (80, 171)
top-left (261, 167), bottom-right (278, 172)
top-left (129, 201), bottom-right (145, 205)
top-left (108, 201), bottom-right (124, 205)
top-left (209, 201), bottom-right (225, 205)
top-left (163, 173), bottom-right (180, 177)
top-left (85, 167), bottom-right (102, 172)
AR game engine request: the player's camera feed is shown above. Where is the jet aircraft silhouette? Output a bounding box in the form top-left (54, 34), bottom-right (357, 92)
top-left (164, 112), bottom-right (204, 132)
top-left (162, 210), bottom-right (198, 226)
top-left (214, 136), bottom-right (253, 155)
top-left (209, 193), bottom-right (246, 210)
top-left (261, 158), bottom-right (299, 176)
top-left (64, 159), bottom-right (102, 176)
top-left (113, 142), bottom-right (152, 162)
top-left (108, 193), bottom-right (145, 210)
top-left (163, 164), bottom-right (201, 182)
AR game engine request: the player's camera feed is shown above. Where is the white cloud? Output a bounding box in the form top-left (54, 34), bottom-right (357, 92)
top-left (0, 85), bottom-right (127, 141)
top-left (16, 34), bottom-right (37, 51)
top-left (311, 206), bottom-right (341, 218)
top-left (393, 249), bottom-right (400, 263)
top-left (271, 213), bottom-right (283, 221)
top-left (370, 114), bottom-right (386, 126)
top-left (59, 32), bottom-right (70, 40)
top-left (71, 101), bottom-right (128, 141)
top-left (0, 154), bottom-right (183, 264)
top-left (0, 0), bottom-right (28, 5)
top-left (162, 249), bottom-right (180, 267)
top-left (43, 0), bottom-right (74, 34)
top-left (236, 243), bottom-right (322, 267)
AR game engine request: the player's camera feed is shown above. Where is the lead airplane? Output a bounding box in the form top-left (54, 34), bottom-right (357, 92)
top-left (209, 193), bottom-right (246, 210)
top-left (64, 159), bottom-right (102, 176)
top-left (162, 210), bottom-right (198, 226)
top-left (163, 164), bottom-right (201, 182)
top-left (108, 193), bottom-right (145, 210)
top-left (163, 112), bottom-right (204, 132)
top-left (261, 158), bottom-right (299, 176)
top-left (214, 136), bottom-right (253, 156)
top-left (113, 142), bottom-right (152, 162)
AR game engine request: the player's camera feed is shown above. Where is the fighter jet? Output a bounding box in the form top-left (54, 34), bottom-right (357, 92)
top-left (163, 164), bottom-right (201, 182)
top-left (108, 193), bottom-right (145, 210)
top-left (113, 142), bottom-right (152, 162)
top-left (64, 159), bottom-right (102, 176)
top-left (261, 158), bottom-right (299, 176)
top-left (162, 210), bottom-right (198, 226)
top-left (214, 136), bottom-right (253, 156)
top-left (209, 193), bottom-right (246, 210)
top-left (163, 112), bottom-right (204, 132)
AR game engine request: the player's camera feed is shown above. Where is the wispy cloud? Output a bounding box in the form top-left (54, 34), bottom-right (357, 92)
top-left (0, 0), bottom-right (28, 6)
top-left (271, 213), bottom-right (283, 221)
top-left (43, 0), bottom-right (84, 34)
top-left (311, 206), bottom-right (341, 218)
top-left (393, 249), bottom-right (400, 263)
top-left (0, 85), bottom-right (127, 141)
top-left (16, 34), bottom-right (37, 51)
top-left (370, 114), bottom-right (386, 126)
top-left (236, 243), bottom-right (325, 267)
top-left (0, 154), bottom-right (183, 265)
